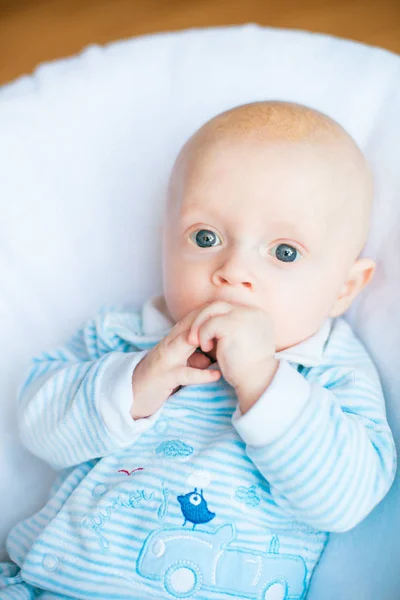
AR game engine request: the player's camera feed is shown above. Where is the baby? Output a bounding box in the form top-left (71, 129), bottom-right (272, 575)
top-left (0, 101), bottom-right (397, 600)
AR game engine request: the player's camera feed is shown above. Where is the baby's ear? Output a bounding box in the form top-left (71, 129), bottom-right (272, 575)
top-left (329, 257), bottom-right (376, 318)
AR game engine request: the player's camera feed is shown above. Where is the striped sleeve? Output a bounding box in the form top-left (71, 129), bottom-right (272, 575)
top-left (233, 359), bottom-right (397, 533)
top-left (17, 310), bottom-right (157, 470)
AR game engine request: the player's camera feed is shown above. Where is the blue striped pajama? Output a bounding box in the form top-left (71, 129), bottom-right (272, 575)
top-left (0, 295), bottom-right (396, 599)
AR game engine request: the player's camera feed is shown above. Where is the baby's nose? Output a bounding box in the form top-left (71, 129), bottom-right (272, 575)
top-left (214, 274), bottom-right (252, 288)
top-left (211, 251), bottom-right (254, 289)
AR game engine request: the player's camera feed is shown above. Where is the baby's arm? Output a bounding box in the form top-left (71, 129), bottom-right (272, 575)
top-left (233, 359), bottom-right (397, 533)
top-left (17, 304), bottom-right (220, 471)
top-left (17, 309), bottom-right (155, 470)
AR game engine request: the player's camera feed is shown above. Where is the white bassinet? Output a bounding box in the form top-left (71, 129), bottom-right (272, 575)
top-left (0, 24), bottom-right (399, 599)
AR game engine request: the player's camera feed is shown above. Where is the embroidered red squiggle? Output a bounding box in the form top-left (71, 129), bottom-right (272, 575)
top-left (118, 468), bottom-right (145, 476)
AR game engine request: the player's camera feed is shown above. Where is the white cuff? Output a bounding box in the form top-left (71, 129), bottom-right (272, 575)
top-left (97, 351), bottom-right (160, 444)
top-left (232, 360), bottom-right (311, 446)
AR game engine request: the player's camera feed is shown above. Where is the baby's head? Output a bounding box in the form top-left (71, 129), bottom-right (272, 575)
top-left (161, 101), bottom-right (375, 352)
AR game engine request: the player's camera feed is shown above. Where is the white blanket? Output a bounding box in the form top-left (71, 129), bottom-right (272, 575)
top-left (0, 24), bottom-right (399, 599)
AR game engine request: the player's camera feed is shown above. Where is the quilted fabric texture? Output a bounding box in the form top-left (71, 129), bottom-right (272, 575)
top-left (0, 24), bottom-right (399, 599)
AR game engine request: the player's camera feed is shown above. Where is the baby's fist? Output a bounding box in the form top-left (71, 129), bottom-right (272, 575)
top-left (188, 301), bottom-right (277, 401)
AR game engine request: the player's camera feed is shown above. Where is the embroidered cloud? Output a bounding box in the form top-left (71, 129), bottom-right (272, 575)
top-left (235, 485), bottom-right (261, 508)
top-left (155, 439), bottom-right (194, 459)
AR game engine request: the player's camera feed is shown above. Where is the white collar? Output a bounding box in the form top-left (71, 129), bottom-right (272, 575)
top-left (141, 295), bottom-right (332, 368)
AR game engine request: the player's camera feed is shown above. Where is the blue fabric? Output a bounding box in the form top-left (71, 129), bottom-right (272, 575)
top-left (1, 303), bottom-right (396, 599)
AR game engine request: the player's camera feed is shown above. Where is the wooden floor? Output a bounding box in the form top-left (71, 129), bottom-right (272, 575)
top-left (0, 0), bottom-right (399, 86)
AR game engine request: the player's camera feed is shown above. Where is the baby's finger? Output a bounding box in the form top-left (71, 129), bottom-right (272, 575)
top-left (198, 314), bottom-right (228, 353)
top-left (178, 365), bottom-right (221, 387)
top-left (188, 301), bottom-right (234, 346)
top-left (167, 302), bottom-right (213, 344)
top-left (162, 329), bottom-right (206, 367)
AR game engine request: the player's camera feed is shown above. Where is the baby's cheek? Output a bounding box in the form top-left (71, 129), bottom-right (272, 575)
top-left (164, 282), bottom-right (206, 325)
top-left (270, 283), bottom-right (325, 348)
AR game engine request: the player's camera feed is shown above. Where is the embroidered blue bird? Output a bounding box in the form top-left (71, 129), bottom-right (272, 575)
top-left (177, 488), bottom-right (216, 529)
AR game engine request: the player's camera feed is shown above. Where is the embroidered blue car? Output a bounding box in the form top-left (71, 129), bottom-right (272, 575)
top-left (136, 524), bottom-right (307, 599)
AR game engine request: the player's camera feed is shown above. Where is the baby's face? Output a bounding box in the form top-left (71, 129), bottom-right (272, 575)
top-left (162, 135), bottom-right (366, 352)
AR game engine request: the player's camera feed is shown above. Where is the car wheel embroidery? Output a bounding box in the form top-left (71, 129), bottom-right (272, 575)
top-left (164, 561), bottom-right (202, 598)
top-left (261, 579), bottom-right (288, 600)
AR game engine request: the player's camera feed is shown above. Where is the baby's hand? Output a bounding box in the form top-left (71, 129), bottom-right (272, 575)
top-left (188, 301), bottom-right (278, 413)
top-left (131, 304), bottom-right (221, 419)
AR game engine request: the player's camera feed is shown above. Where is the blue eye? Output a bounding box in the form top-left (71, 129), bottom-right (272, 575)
top-left (191, 229), bottom-right (221, 248)
top-left (271, 243), bottom-right (301, 263)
